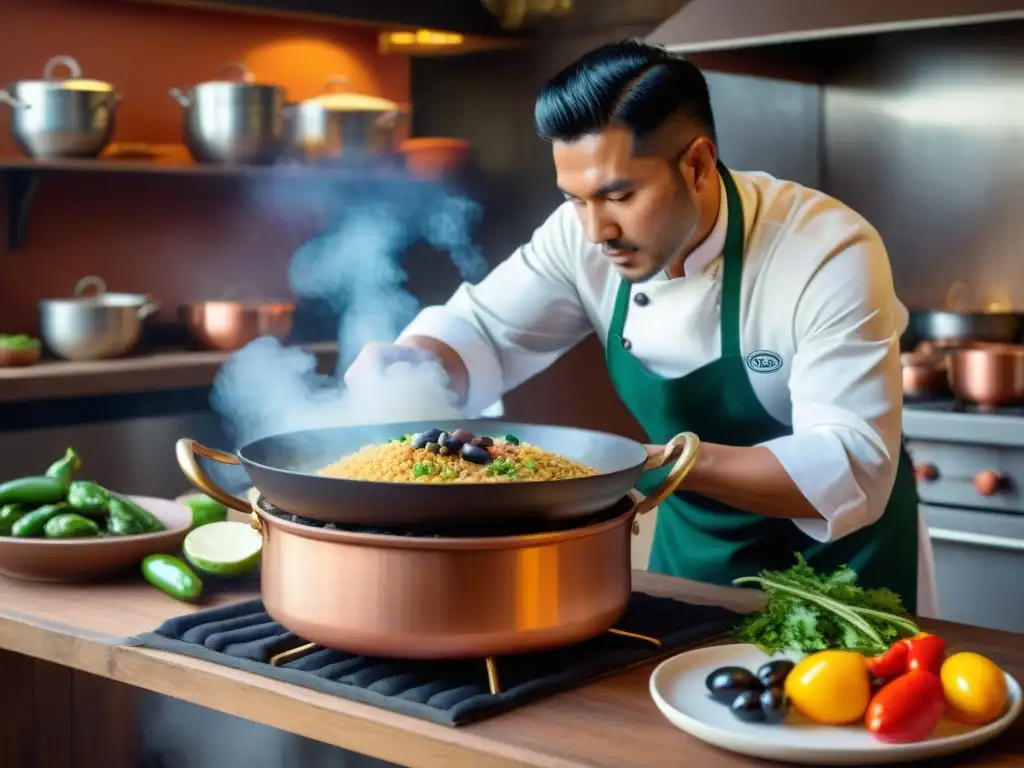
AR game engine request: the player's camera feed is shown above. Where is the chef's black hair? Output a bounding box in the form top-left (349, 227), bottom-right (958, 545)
top-left (534, 39), bottom-right (716, 146)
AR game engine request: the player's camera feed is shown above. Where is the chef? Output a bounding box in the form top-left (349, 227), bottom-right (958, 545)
top-left (346, 39), bottom-right (937, 616)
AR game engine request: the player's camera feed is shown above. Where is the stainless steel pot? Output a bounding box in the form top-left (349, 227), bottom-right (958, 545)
top-left (38, 276), bottom-right (160, 361)
top-left (291, 76), bottom-right (404, 164)
top-left (0, 55), bottom-right (120, 159)
top-left (170, 62), bottom-right (288, 165)
top-left (178, 433), bottom-right (700, 660)
top-left (905, 309), bottom-right (1024, 348)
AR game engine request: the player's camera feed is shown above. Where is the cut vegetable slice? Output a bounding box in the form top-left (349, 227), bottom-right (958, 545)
top-left (183, 521), bottom-right (262, 577)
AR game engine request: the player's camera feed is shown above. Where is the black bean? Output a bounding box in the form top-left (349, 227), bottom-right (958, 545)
top-left (460, 444), bottom-right (492, 465)
top-left (442, 433), bottom-right (464, 453)
top-left (731, 690), bottom-right (766, 723)
top-left (756, 660), bottom-right (794, 689)
top-left (759, 686), bottom-right (789, 724)
top-left (705, 666), bottom-right (762, 704)
top-left (412, 429), bottom-right (442, 449)
top-left (451, 429), bottom-right (474, 443)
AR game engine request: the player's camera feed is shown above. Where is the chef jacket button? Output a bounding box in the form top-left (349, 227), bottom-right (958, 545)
top-left (633, 292), bottom-right (650, 307)
top-left (622, 338), bottom-right (632, 350)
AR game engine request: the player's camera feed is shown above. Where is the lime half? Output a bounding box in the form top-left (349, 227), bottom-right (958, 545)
top-left (183, 521), bottom-right (262, 577)
top-left (176, 492), bottom-right (229, 530)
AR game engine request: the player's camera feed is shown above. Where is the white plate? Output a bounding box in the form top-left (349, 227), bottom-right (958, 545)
top-left (649, 643), bottom-right (1023, 765)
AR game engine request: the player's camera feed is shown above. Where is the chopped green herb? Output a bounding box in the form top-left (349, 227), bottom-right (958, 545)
top-left (440, 466), bottom-right (459, 480)
top-left (487, 457), bottom-right (519, 477)
top-left (523, 458), bottom-right (537, 472)
top-left (411, 462), bottom-right (434, 479)
top-left (730, 553), bottom-right (919, 657)
top-left (0, 334), bottom-right (40, 351)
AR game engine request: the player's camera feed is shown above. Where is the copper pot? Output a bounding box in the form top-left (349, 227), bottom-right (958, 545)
top-left (181, 300), bottom-right (295, 351)
top-left (901, 349), bottom-right (950, 400)
top-left (947, 342), bottom-right (1024, 407)
top-left (178, 433), bottom-right (700, 659)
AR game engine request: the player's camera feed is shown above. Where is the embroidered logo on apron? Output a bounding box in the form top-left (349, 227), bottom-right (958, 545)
top-left (745, 350), bottom-right (783, 374)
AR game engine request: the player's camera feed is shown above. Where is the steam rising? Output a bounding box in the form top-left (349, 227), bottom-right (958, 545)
top-left (211, 176), bottom-right (488, 449)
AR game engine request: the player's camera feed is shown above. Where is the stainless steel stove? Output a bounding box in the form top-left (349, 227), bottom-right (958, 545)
top-left (903, 399), bottom-right (1024, 633)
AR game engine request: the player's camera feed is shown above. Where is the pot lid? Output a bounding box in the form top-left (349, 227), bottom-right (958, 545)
top-left (302, 76), bottom-right (401, 112)
top-left (19, 55), bottom-right (114, 92)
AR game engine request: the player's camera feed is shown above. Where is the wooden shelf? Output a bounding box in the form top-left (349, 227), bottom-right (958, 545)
top-left (0, 341), bottom-right (337, 404)
top-left (0, 155), bottom-right (445, 251)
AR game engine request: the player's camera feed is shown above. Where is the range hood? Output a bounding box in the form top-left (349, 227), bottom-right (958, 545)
top-left (647, 0), bottom-right (1024, 53)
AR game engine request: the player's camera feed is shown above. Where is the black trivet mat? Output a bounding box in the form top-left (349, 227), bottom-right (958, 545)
top-left (126, 592), bottom-right (739, 726)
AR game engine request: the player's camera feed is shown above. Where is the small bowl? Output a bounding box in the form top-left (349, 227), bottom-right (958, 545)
top-left (0, 495), bottom-right (192, 583)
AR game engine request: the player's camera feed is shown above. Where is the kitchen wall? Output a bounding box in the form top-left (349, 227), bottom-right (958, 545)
top-left (0, 0), bottom-right (410, 335)
top-left (823, 20), bottom-right (1024, 313)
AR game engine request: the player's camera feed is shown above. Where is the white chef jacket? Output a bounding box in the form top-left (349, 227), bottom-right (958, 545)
top-left (398, 169), bottom-right (938, 617)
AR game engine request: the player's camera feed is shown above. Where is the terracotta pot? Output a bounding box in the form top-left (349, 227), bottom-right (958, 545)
top-left (177, 434), bottom-right (701, 659)
top-left (180, 300), bottom-right (295, 351)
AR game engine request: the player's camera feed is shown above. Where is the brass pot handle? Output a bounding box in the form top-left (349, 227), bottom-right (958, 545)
top-left (634, 432), bottom-right (700, 518)
top-left (174, 438), bottom-right (252, 514)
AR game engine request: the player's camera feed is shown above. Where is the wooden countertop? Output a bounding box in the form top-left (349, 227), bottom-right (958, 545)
top-left (1, 572), bottom-right (1023, 767)
top-left (0, 341), bottom-right (337, 403)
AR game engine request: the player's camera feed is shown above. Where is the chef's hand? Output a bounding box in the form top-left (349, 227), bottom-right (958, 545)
top-left (344, 337), bottom-right (470, 403)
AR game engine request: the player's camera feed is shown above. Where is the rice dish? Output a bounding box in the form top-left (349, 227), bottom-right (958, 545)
top-left (317, 427), bottom-right (598, 484)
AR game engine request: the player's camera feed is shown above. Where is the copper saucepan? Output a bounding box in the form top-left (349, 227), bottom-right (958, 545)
top-left (178, 432), bottom-right (700, 659)
top-left (947, 342), bottom-right (1024, 407)
top-left (901, 349), bottom-right (951, 401)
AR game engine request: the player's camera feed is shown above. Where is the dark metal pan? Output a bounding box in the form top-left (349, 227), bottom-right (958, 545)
top-left (176, 420), bottom-right (696, 528)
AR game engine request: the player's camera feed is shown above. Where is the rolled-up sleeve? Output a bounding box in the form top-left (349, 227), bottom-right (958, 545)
top-left (760, 225), bottom-right (905, 543)
top-left (398, 204), bottom-right (593, 417)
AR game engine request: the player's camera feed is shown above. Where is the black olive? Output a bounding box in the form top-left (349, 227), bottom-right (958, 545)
top-left (705, 666), bottom-right (762, 704)
top-left (730, 690), bottom-right (765, 723)
top-left (755, 660), bottom-right (794, 689)
top-left (412, 429), bottom-right (443, 449)
top-left (476, 435), bottom-right (493, 448)
top-left (442, 433), bottom-right (464, 453)
top-left (451, 429), bottom-right (474, 443)
top-left (759, 686), bottom-right (789, 724)
top-left (460, 443), bottom-right (492, 465)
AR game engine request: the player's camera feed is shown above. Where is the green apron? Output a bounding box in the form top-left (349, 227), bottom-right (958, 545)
top-left (605, 164), bottom-right (920, 611)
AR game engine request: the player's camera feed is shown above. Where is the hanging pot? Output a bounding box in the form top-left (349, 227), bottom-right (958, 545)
top-left (0, 55), bottom-right (120, 159)
top-left (291, 76), bottom-right (405, 164)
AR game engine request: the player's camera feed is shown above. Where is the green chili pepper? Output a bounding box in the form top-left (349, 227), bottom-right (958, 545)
top-left (12, 504), bottom-right (70, 538)
top-left (0, 476), bottom-right (67, 506)
top-left (502, 434), bottom-right (520, 446)
top-left (67, 481), bottom-right (110, 514)
top-left (0, 504), bottom-right (27, 536)
top-left (44, 513), bottom-right (101, 539)
top-left (109, 495), bottom-right (165, 533)
top-left (45, 448), bottom-right (81, 492)
top-left (142, 554), bottom-right (203, 603)
top-left (107, 512), bottom-right (145, 536)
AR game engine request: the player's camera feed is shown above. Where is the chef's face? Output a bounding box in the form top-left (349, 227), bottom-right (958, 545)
top-left (553, 124), bottom-right (717, 281)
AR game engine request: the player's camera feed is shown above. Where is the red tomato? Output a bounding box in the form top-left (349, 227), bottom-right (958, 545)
top-left (865, 670), bottom-right (945, 744)
top-left (866, 641), bottom-right (908, 682)
top-left (906, 633), bottom-right (947, 676)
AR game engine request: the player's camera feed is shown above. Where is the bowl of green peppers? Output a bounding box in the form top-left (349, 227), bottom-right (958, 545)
top-left (0, 448), bottom-right (192, 582)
